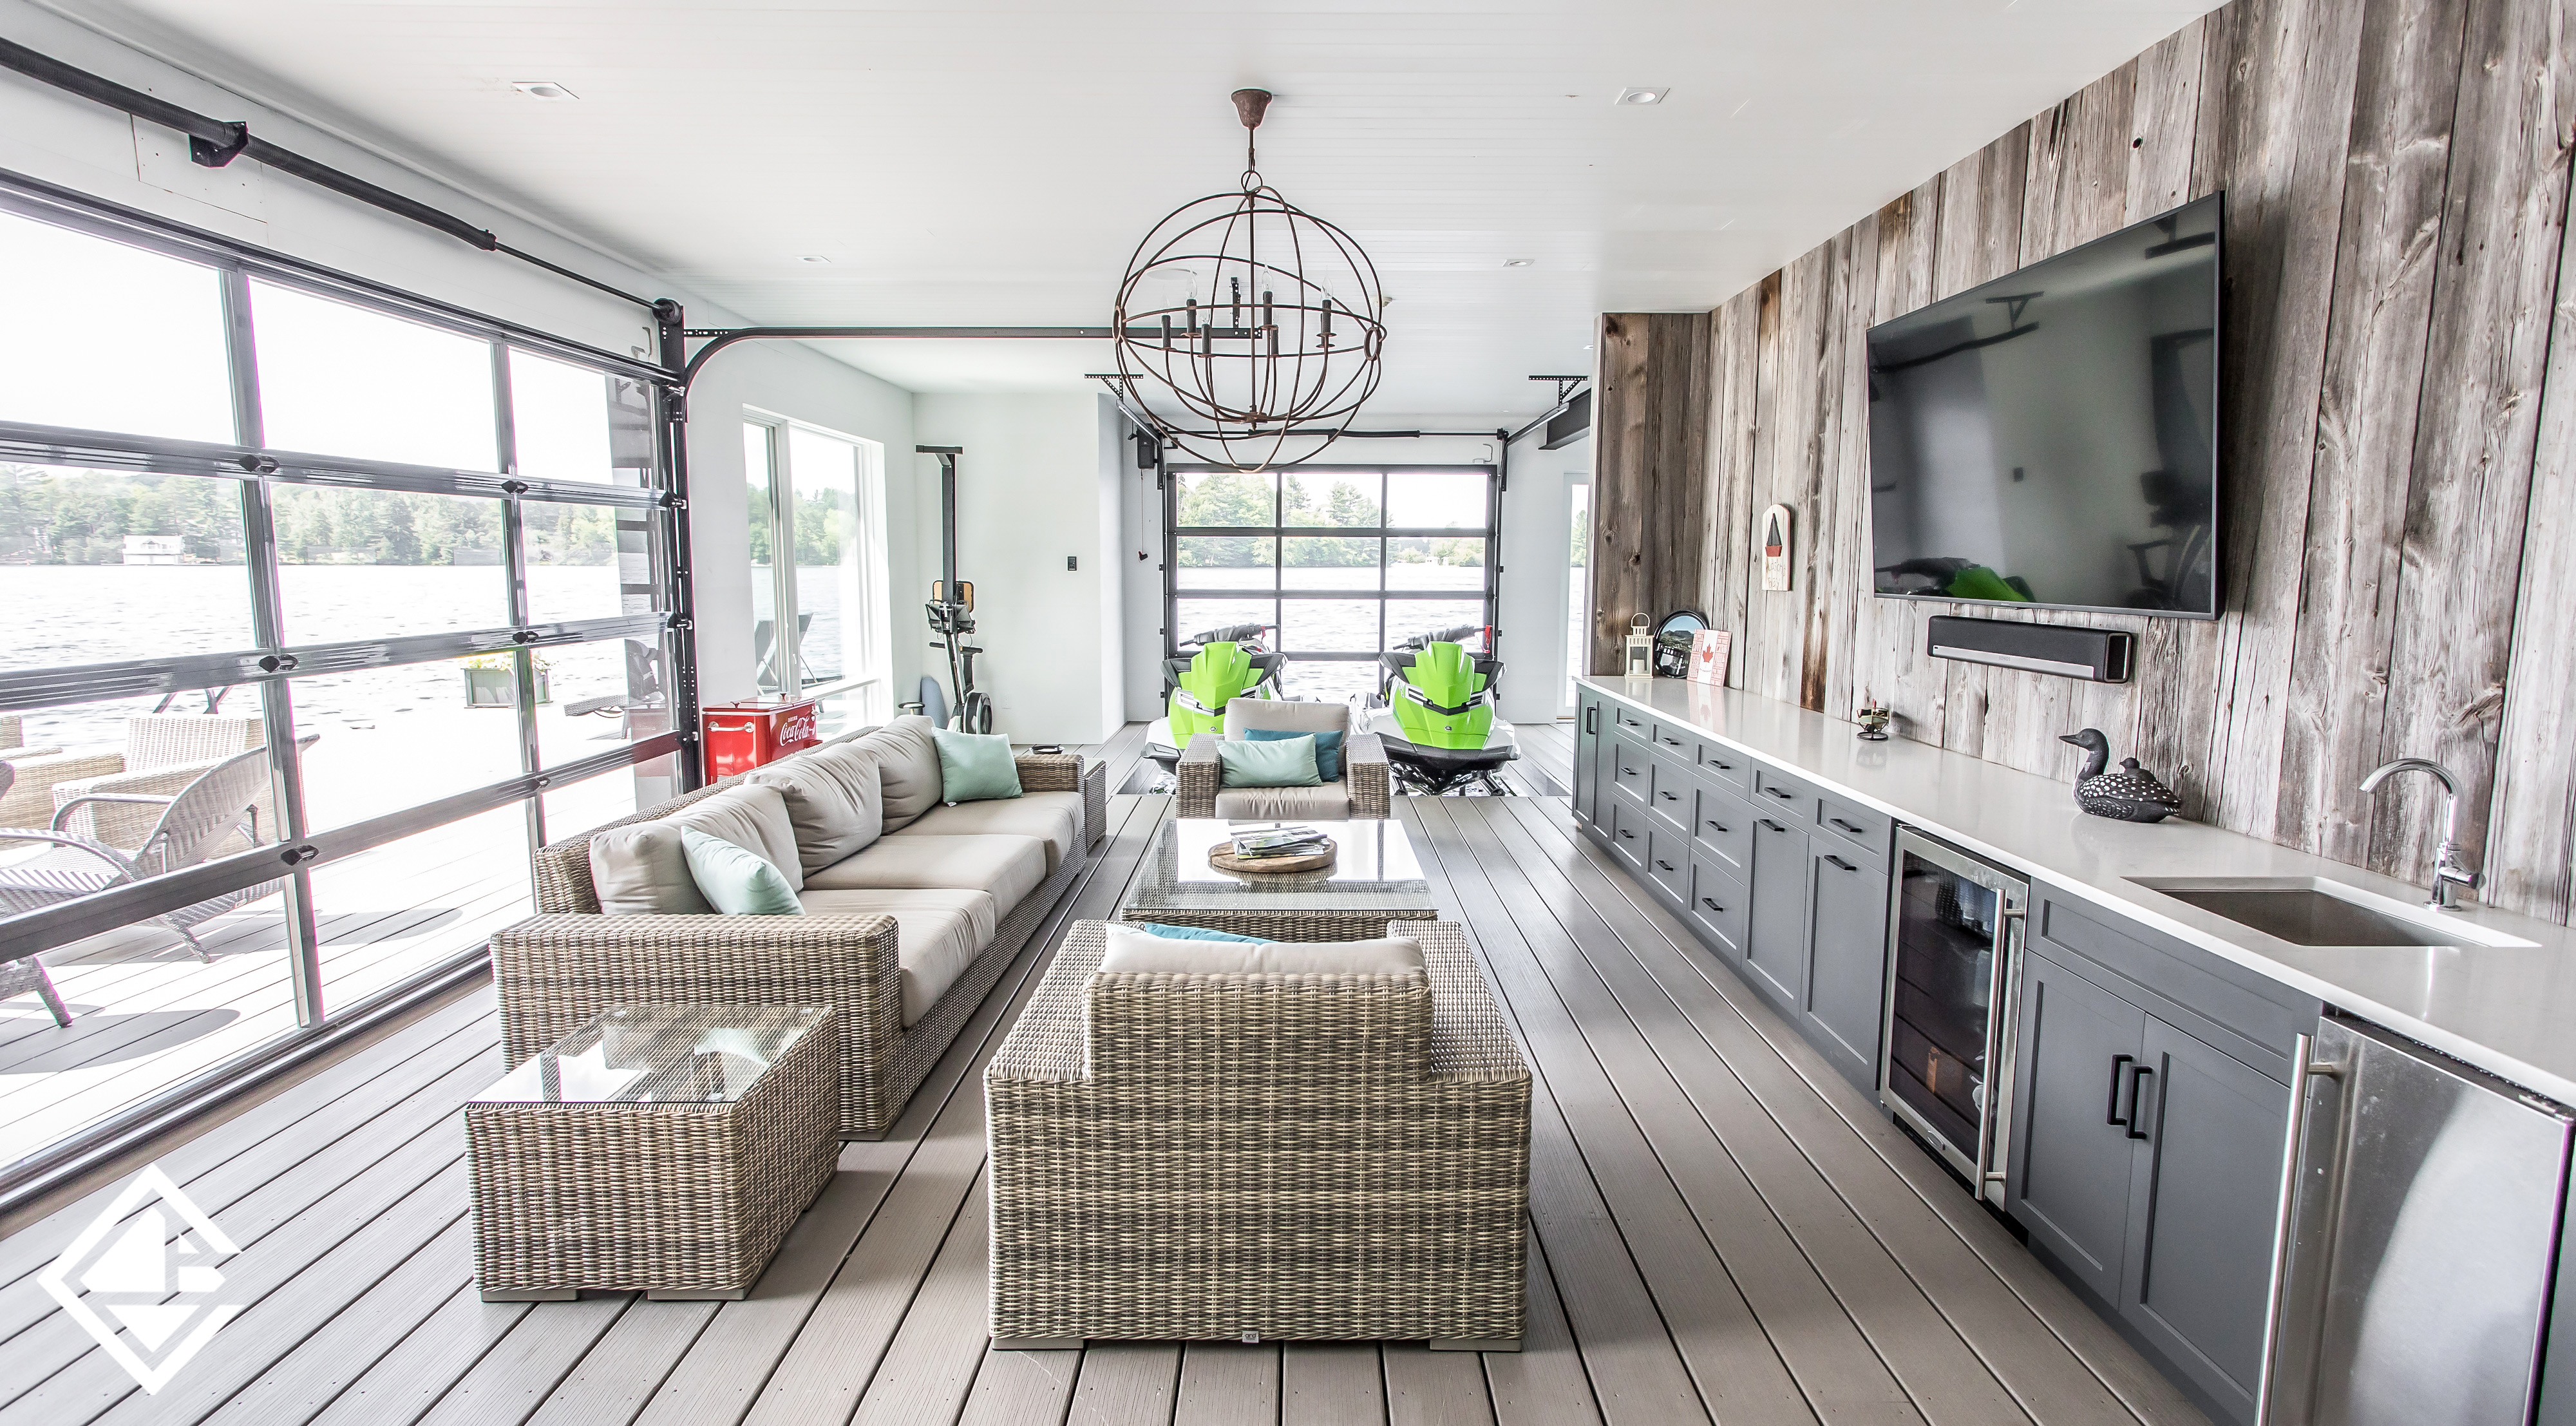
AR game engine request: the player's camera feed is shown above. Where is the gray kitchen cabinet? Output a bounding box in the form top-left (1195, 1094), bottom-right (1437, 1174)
top-left (2009, 946), bottom-right (2146, 1304)
top-left (2011, 944), bottom-right (2288, 1426)
top-left (1574, 690), bottom-right (1602, 827)
top-left (2117, 1016), bottom-right (2286, 1424)
top-left (1743, 812), bottom-right (1810, 1018)
top-left (1803, 842), bottom-right (1891, 1094)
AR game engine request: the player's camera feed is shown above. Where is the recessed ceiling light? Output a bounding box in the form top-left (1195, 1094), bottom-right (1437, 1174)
top-left (1615, 87), bottom-right (1669, 106)
top-left (511, 81), bottom-right (578, 101)
top-left (796, 254), bottom-right (831, 264)
top-left (1502, 258), bottom-right (1533, 268)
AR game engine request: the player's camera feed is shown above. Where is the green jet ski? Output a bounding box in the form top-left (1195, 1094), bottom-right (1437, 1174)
top-left (1367, 633), bottom-right (1519, 795)
top-left (1144, 625), bottom-right (1287, 783)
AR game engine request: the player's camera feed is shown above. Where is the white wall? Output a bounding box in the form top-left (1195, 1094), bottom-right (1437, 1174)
top-left (909, 392), bottom-right (1123, 745)
top-left (0, 1), bottom-right (924, 727)
top-left (1497, 428), bottom-right (1591, 727)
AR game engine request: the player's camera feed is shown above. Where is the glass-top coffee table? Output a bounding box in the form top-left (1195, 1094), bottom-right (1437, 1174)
top-left (465, 1004), bottom-right (840, 1302)
top-left (1119, 818), bottom-right (1441, 941)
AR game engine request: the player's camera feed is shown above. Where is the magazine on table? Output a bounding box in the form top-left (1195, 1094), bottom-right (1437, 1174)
top-left (1230, 824), bottom-right (1331, 858)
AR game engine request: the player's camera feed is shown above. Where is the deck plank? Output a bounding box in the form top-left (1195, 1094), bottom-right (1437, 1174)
top-left (1383, 1344), bottom-right (1497, 1426)
top-left (1480, 1231), bottom-right (1601, 1426)
top-left (1066, 1344), bottom-right (1180, 1426)
top-left (1281, 1344), bottom-right (1385, 1426)
top-left (1173, 1343), bottom-right (1280, 1426)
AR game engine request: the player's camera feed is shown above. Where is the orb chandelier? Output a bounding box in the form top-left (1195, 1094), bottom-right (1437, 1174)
top-left (1112, 89), bottom-right (1386, 472)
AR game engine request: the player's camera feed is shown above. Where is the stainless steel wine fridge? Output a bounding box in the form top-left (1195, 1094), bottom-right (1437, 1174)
top-left (1879, 828), bottom-right (2029, 1205)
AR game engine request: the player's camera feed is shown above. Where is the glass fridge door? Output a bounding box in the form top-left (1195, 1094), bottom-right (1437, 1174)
top-left (1886, 847), bottom-right (2003, 1175)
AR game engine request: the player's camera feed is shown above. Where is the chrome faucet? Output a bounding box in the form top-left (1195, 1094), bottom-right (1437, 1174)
top-left (2358, 758), bottom-right (2481, 909)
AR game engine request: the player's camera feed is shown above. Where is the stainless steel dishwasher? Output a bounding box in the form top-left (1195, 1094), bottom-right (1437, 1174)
top-left (1878, 828), bottom-right (2029, 1206)
top-left (2260, 1015), bottom-right (2575, 1425)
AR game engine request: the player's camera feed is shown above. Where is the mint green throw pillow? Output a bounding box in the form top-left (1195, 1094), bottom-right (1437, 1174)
top-left (1216, 734), bottom-right (1321, 788)
top-left (679, 826), bottom-right (804, 915)
top-left (931, 728), bottom-right (1022, 804)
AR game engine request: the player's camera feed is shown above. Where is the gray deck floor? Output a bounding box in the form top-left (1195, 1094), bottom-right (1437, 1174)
top-left (0, 734), bottom-right (2209, 1426)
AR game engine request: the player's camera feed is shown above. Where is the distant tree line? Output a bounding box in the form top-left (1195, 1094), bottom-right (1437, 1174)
top-left (0, 464), bottom-right (618, 566)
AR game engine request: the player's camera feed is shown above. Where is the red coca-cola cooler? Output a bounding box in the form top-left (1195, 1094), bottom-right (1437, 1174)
top-left (701, 698), bottom-right (820, 780)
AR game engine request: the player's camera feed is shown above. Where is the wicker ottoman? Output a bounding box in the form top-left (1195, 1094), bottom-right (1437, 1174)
top-left (466, 1004), bottom-right (838, 1302)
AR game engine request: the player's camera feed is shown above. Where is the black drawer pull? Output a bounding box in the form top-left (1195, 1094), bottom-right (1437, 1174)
top-left (1656, 859), bottom-right (1676, 872)
top-left (1765, 786), bottom-right (1794, 801)
top-left (1829, 817), bottom-right (1866, 834)
top-left (1658, 790), bottom-right (1678, 801)
top-left (1661, 735), bottom-right (1682, 746)
top-left (1620, 828), bottom-right (1637, 840)
top-left (2107, 1054), bottom-right (2136, 1127)
top-left (1620, 765), bottom-right (1637, 777)
top-left (1709, 759), bottom-right (1733, 770)
top-left (2124, 1067), bottom-right (2155, 1141)
top-left (1757, 819), bottom-right (1785, 833)
top-left (1704, 820), bottom-right (1728, 833)
top-left (1824, 855), bottom-right (1857, 872)
top-left (1700, 896), bottom-right (1724, 913)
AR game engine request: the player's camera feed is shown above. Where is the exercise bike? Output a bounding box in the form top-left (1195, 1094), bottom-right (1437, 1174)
top-left (909, 446), bottom-right (993, 732)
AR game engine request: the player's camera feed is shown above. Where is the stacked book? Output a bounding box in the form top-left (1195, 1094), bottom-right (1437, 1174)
top-left (1229, 824), bottom-right (1331, 860)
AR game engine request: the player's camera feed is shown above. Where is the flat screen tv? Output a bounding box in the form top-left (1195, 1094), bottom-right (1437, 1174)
top-left (1865, 192), bottom-right (2221, 619)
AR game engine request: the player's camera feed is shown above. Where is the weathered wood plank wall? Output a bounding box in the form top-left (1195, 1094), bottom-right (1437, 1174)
top-left (1586, 310), bottom-right (1711, 673)
top-left (1597, 0), bottom-right (2576, 924)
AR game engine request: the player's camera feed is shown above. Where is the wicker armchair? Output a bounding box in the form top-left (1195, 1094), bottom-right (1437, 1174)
top-left (496, 751), bottom-right (1108, 1138)
top-left (985, 920), bottom-right (1531, 1349)
top-left (1175, 700), bottom-right (1392, 820)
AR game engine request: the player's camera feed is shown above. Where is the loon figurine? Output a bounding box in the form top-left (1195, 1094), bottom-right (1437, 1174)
top-left (2059, 728), bottom-right (2183, 823)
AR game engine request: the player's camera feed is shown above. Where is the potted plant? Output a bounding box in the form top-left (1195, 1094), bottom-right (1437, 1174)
top-left (460, 651), bottom-right (551, 707)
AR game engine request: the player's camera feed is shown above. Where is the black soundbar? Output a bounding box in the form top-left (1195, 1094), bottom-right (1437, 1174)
top-left (1926, 614), bottom-right (2134, 684)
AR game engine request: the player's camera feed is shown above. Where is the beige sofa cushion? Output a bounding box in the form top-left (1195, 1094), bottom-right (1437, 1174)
top-left (853, 716), bottom-right (944, 831)
top-left (1211, 783), bottom-right (1353, 821)
top-left (668, 783), bottom-right (804, 892)
top-left (803, 833), bottom-right (1046, 913)
top-left (890, 791), bottom-right (1082, 873)
top-left (587, 821), bottom-right (712, 915)
top-left (797, 888), bottom-right (997, 1027)
top-left (1099, 926), bottom-right (1427, 976)
top-left (744, 741), bottom-right (885, 872)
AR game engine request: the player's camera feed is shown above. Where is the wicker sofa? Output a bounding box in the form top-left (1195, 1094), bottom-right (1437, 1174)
top-left (985, 919), bottom-right (1531, 1349)
top-left (493, 716), bottom-right (1108, 1138)
top-left (1175, 699), bottom-right (1392, 821)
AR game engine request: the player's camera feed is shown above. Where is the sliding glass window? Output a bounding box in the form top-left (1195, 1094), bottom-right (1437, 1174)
top-left (1167, 465), bottom-right (1496, 704)
top-left (0, 183), bottom-right (685, 1191)
top-left (743, 415), bottom-right (891, 736)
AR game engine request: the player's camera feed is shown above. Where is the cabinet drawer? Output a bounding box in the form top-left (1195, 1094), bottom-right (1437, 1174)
top-left (1815, 790), bottom-right (1893, 861)
top-left (1694, 739), bottom-right (1752, 794)
top-left (1686, 851), bottom-right (1750, 962)
top-left (1646, 720), bottom-right (1694, 759)
top-left (1607, 735), bottom-right (1651, 803)
top-left (1606, 795), bottom-right (1649, 871)
top-left (1645, 825), bottom-right (1690, 902)
top-left (1690, 783), bottom-right (1754, 877)
top-left (1645, 751), bottom-right (1695, 835)
top-left (1611, 702), bottom-right (1651, 736)
top-left (1750, 766), bottom-right (1821, 829)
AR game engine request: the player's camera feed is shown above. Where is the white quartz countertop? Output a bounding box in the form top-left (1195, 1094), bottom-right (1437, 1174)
top-left (1581, 675), bottom-right (2576, 1105)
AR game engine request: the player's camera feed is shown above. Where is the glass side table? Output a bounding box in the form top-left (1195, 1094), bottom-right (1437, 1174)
top-left (465, 1003), bottom-right (838, 1302)
top-left (1119, 818), bottom-right (1441, 941)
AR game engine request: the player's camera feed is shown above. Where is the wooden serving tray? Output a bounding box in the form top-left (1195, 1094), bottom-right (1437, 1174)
top-left (1208, 838), bottom-right (1337, 875)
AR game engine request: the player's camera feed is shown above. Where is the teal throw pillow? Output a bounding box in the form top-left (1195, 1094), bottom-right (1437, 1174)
top-left (1216, 734), bottom-right (1321, 788)
top-left (931, 728), bottom-right (1022, 804)
top-left (1245, 727), bottom-right (1345, 780)
top-left (678, 827), bottom-right (804, 915)
top-left (1132, 921), bottom-right (1265, 942)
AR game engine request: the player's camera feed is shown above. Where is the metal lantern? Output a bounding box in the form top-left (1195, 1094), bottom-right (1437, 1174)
top-left (1110, 89), bottom-right (1386, 473)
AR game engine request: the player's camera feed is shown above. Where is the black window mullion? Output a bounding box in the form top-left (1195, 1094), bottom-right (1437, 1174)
top-left (221, 263), bottom-right (325, 1026)
top-left (492, 343), bottom-right (546, 853)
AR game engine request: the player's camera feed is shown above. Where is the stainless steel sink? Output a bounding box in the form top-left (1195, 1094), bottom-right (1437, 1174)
top-left (2129, 877), bottom-right (2537, 949)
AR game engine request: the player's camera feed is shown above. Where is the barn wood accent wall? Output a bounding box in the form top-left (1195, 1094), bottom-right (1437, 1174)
top-left (1659, 0), bottom-right (2576, 925)
top-left (1587, 309), bottom-right (1712, 674)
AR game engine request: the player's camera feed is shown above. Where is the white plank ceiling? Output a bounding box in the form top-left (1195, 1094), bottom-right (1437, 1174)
top-left (46, 0), bottom-right (2217, 413)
